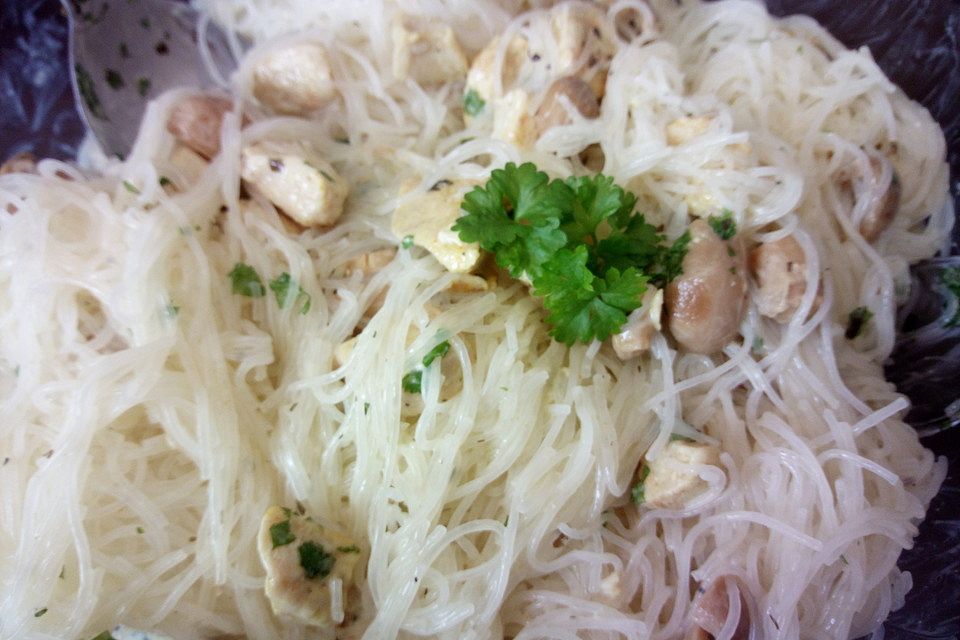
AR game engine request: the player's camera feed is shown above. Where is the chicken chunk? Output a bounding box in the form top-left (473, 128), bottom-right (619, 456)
top-left (241, 142), bottom-right (349, 227)
top-left (253, 43), bottom-right (337, 115)
top-left (392, 179), bottom-right (482, 273)
top-left (258, 506), bottom-right (362, 627)
top-left (392, 16), bottom-right (469, 85)
top-left (666, 116), bottom-right (711, 146)
top-left (665, 219), bottom-right (747, 354)
top-left (167, 145), bottom-right (209, 186)
top-left (643, 440), bottom-right (721, 510)
top-left (0, 151), bottom-right (37, 175)
top-left (612, 288), bottom-right (663, 360)
top-left (749, 235), bottom-right (809, 322)
top-left (492, 88), bottom-right (536, 149)
top-left (166, 95), bottom-right (233, 159)
top-left (464, 35), bottom-right (530, 123)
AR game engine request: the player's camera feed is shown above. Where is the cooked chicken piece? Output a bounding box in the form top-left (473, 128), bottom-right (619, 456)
top-left (612, 288), bottom-right (663, 360)
top-left (253, 43), bottom-right (337, 115)
top-left (392, 16), bottom-right (469, 85)
top-left (535, 75), bottom-right (600, 137)
top-left (0, 151), bottom-right (37, 175)
top-left (666, 115), bottom-right (711, 146)
top-left (749, 235), bottom-right (809, 322)
top-left (686, 576), bottom-right (751, 640)
top-left (241, 142), bottom-right (348, 227)
top-left (258, 506), bottom-right (362, 627)
top-left (341, 248), bottom-right (397, 278)
top-left (464, 35), bottom-right (530, 123)
top-left (492, 88), bottom-right (536, 148)
top-left (167, 145), bottom-right (209, 186)
top-left (166, 95), bottom-right (233, 159)
top-left (665, 219), bottom-right (747, 354)
top-left (643, 440), bottom-right (721, 510)
top-left (392, 179), bottom-right (482, 273)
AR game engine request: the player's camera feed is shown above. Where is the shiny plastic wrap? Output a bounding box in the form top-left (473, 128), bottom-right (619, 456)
top-left (0, 0), bottom-right (958, 636)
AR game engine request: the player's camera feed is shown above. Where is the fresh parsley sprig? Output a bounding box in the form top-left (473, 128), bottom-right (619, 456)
top-left (452, 163), bottom-right (689, 345)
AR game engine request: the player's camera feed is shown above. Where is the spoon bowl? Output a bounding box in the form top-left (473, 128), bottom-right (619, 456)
top-left (61, 0), bottom-right (236, 158)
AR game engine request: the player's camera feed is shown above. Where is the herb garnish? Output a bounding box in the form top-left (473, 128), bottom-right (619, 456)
top-left (403, 339), bottom-right (451, 394)
top-left (630, 466), bottom-right (650, 505)
top-left (75, 64), bottom-right (107, 120)
top-left (269, 273), bottom-right (311, 314)
top-left (270, 518), bottom-right (296, 549)
top-left (845, 306), bottom-right (874, 339)
top-left (463, 89), bottom-right (486, 116)
top-left (229, 263), bottom-right (266, 298)
top-left (401, 234), bottom-right (415, 249)
top-left (137, 77), bottom-right (151, 97)
top-left (707, 208), bottom-right (737, 240)
top-left (941, 266), bottom-right (960, 327)
top-left (34, 607), bottom-right (47, 617)
top-left (91, 632), bottom-right (117, 640)
top-left (105, 69), bottom-right (124, 90)
top-left (453, 163), bottom-right (689, 344)
top-left (298, 541), bottom-right (335, 579)
top-left (337, 545), bottom-right (361, 554)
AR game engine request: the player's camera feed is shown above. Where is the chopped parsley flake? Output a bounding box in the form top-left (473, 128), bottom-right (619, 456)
top-left (630, 467), bottom-right (650, 505)
top-left (136, 526), bottom-right (144, 534)
top-left (401, 234), bottom-right (415, 249)
top-left (402, 370), bottom-right (423, 394)
top-left (164, 304), bottom-right (180, 318)
top-left (707, 209), bottom-right (737, 240)
top-left (463, 89), bottom-right (486, 116)
top-left (845, 306), bottom-right (874, 339)
top-left (229, 263), bottom-right (266, 298)
top-left (453, 163), bottom-right (689, 344)
top-left (269, 273), bottom-right (311, 314)
top-left (122, 180), bottom-right (139, 194)
top-left (363, 402), bottom-right (370, 415)
top-left (105, 68), bottom-right (124, 90)
top-left (159, 176), bottom-right (172, 187)
top-left (269, 519), bottom-right (296, 549)
top-left (336, 544), bottom-right (361, 554)
top-left (75, 64), bottom-right (107, 120)
top-left (137, 77), bottom-right (151, 97)
top-left (34, 607), bottom-right (47, 617)
top-left (91, 631), bottom-right (117, 640)
top-left (422, 340), bottom-right (450, 367)
top-left (298, 541), bottom-right (335, 579)
top-left (940, 266), bottom-right (960, 327)
top-left (119, 42), bottom-right (130, 58)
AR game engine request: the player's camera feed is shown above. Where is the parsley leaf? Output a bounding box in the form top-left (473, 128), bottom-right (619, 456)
top-left (229, 263), bottom-right (266, 298)
top-left (845, 306), bottom-right (874, 339)
top-left (707, 209), bottom-right (737, 240)
top-left (454, 163), bottom-right (690, 344)
top-left (270, 519), bottom-right (296, 548)
top-left (298, 541), bottom-right (335, 579)
top-left (402, 370), bottom-right (423, 394)
top-left (269, 273), bottom-right (311, 314)
top-left (463, 89), bottom-right (486, 116)
top-left (941, 266), bottom-right (960, 327)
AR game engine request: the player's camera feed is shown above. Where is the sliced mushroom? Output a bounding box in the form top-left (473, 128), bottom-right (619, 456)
top-left (687, 576), bottom-right (751, 640)
top-left (391, 16), bottom-right (468, 85)
top-left (166, 95), bottom-right (233, 159)
top-left (549, 5), bottom-right (616, 98)
top-left (464, 35), bottom-right (530, 123)
top-left (257, 506), bottom-right (362, 627)
top-left (535, 76), bottom-right (600, 137)
top-left (253, 43), bottom-right (337, 115)
top-left (241, 142), bottom-right (349, 228)
top-left (492, 88), bottom-right (536, 149)
top-left (749, 235), bottom-right (809, 322)
top-left (642, 440), bottom-right (721, 510)
top-left (665, 220), bottom-right (747, 354)
top-left (612, 288), bottom-right (663, 360)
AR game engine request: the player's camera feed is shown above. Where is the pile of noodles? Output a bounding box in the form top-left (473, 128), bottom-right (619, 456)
top-left (0, 0), bottom-right (951, 638)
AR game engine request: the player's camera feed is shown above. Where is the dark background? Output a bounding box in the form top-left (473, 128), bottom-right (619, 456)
top-left (1, 0), bottom-right (958, 636)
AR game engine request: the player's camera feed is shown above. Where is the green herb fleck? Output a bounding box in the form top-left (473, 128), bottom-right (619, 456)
top-left (630, 466), bottom-right (650, 505)
top-left (119, 42), bottom-right (130, 58)
top-left (59, 566), bottom-right (65, 579)
top-left (269, 273), bottom-right (311, 314)
top-left (363, 402), bottom-right (370, 415)
top-left (229, 263), bottom-right (266, 298)
top-left (159, 176), bottom-right (172, 187)
top-left (137, 77), bottom-right (151, 97)
top-left (270, 519), bottom-right (296, 549)
top-left (136, 526), bottom-right (144, 534)
top-left (75, 64), bottom-right (107, 120)
top-left (463, 89), bottom-right (485, 117)
top-left (402, 370), bottom-right (423, 394)
top-left (845, 306), bottom-right (874, 339)
top-left (91, 632), bottom-right (117, 640)
top-left (34, 607), bottom-right (47, 617)
top-left (122, 180), bottom-right (139, 194)
top-left (422, 340), bottom-right (450, 367)
top-left (752, 336), bottom-right (764, 354)
top-left (707, 208), bottom-right (737, 240)
top-left (298, 541), bottom-right (335, 579)
top-left (105, 69), bottom-right (124, 90)
top-left (940, 266), bottom-right (960, 328)
top-left (840, 554), bottom-right (849, 565)
top-left (164, 304), bottom-right (180, 318)
top-left (336, 545), bottom-right (361, 554)
top-left (319, 170), bottom-right (333, 182)
top-left (401, 234), bottom-right (415, 249)
top-left (139, 16), bottom-right (151, 29)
